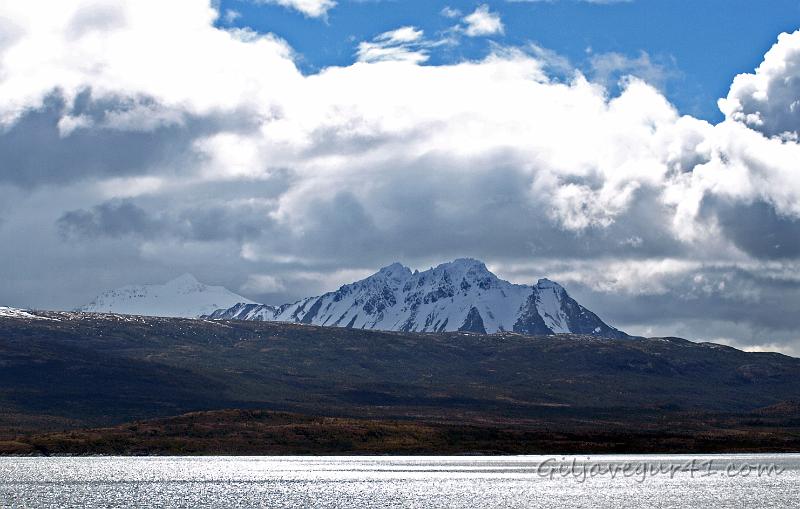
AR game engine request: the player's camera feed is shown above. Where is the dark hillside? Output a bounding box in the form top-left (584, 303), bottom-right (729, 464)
top-left (1, 312), bottom-right (798, 436)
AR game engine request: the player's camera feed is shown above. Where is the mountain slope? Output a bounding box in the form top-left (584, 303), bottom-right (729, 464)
top-left (1, 310), bottom-right (799, 432)
top-left (208, 258), bottom-right (627, 338)
top-left (78, 274), bottom-right (255, 318)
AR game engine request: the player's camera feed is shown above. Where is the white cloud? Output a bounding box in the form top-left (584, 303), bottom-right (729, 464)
top-left (0, 1), bottom-right (301, 128)
top-left (589, 50), bottom-right (678, 90)
top-left (440, 6), bottom-right (462, 18)
top-left (462, 4), bottom-right (504, 37)
top-left (4, 1), bottom-right (800, 242)
top-left (720, 30), bottom-right (800, 138)
top-left (223, 9), bottom-right (241, 24)
top-left (4, 1), bottom-right (800, 243)
top-left (252, 0), bottom-right (336, 18)
top-left (356, 26), bottom-right (429, 64)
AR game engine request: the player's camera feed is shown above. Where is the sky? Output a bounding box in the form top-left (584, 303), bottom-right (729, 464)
top-left (1, 0), bottom-right (800, 355)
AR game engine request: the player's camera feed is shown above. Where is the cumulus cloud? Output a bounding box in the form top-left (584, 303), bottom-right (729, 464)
top-left (0, 1), bottom-right (299, 128)
top-left (2, 0), bottom-right (800, 353)
top-left (720, 30), bottom-right (800, 138)
top-left (462, 5), bottom-right (504, 37)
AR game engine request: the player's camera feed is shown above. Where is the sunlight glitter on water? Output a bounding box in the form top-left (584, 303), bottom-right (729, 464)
top-left (1, 455), bottom-right (798, 508)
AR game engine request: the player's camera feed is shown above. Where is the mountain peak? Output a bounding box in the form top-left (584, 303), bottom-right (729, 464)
top-left (378, 262), bottom-right (412, 277)
top-left (536, 278), bottom-right (563, 289)
top-left (79, 275), bottom-right (254, 318)
top-left (436, 257), bottom-right (489, 274)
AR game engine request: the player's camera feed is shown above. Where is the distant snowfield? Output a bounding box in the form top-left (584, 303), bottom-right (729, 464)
top-left (0, 306), bottom-right (40, 319)
top-left (78, 274), bottom-right (256, 318)
top-left (0, 307), bottom-right (56, 321)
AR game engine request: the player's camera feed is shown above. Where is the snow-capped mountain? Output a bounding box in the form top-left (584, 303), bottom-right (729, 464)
top-left (206, 258), bottom-right (628, 338)
top-left (78, 274), bottom-right (256, 318)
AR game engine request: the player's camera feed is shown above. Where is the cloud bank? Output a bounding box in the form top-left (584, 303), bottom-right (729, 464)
top-left (1, 0), bottom-right (800, 354)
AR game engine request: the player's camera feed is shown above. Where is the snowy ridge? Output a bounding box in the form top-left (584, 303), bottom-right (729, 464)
top-left (0, 306), bottom-right (56, 321)
top-left (78, 274), bottom-right (256, 318)
top-left (207, 258), bottom-right (628, 338)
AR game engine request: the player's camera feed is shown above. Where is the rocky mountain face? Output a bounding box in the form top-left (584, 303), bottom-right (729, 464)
top-left (207, 258), bottom-right (628, 338)
top-left (78, 274), bottom-right (255, 318)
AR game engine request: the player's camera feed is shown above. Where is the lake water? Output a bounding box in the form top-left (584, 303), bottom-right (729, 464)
top-left (1, 455), bottom-right (797, 508)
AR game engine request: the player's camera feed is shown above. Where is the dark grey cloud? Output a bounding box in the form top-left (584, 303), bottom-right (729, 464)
top-left (710, 199), bottom-right (800, 260)
top-left (265, 160), bottom-right (688, 267)
top-left (176, 199), bottom-right (281, 242)
top-left (569, 264), bottom-right (800, 354)
top-left (289, 191), bottom-right (382, 256)
top-left (57, 194), bottom-right (280, 244)
top-left (0, 93), bottom-right (184, 187)
top-left (0, 90), bottom-right (260, 188)
top-left (57, 200), bottom-right (163, 239)
top-left (583, 266), bottom-right (799, 330)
